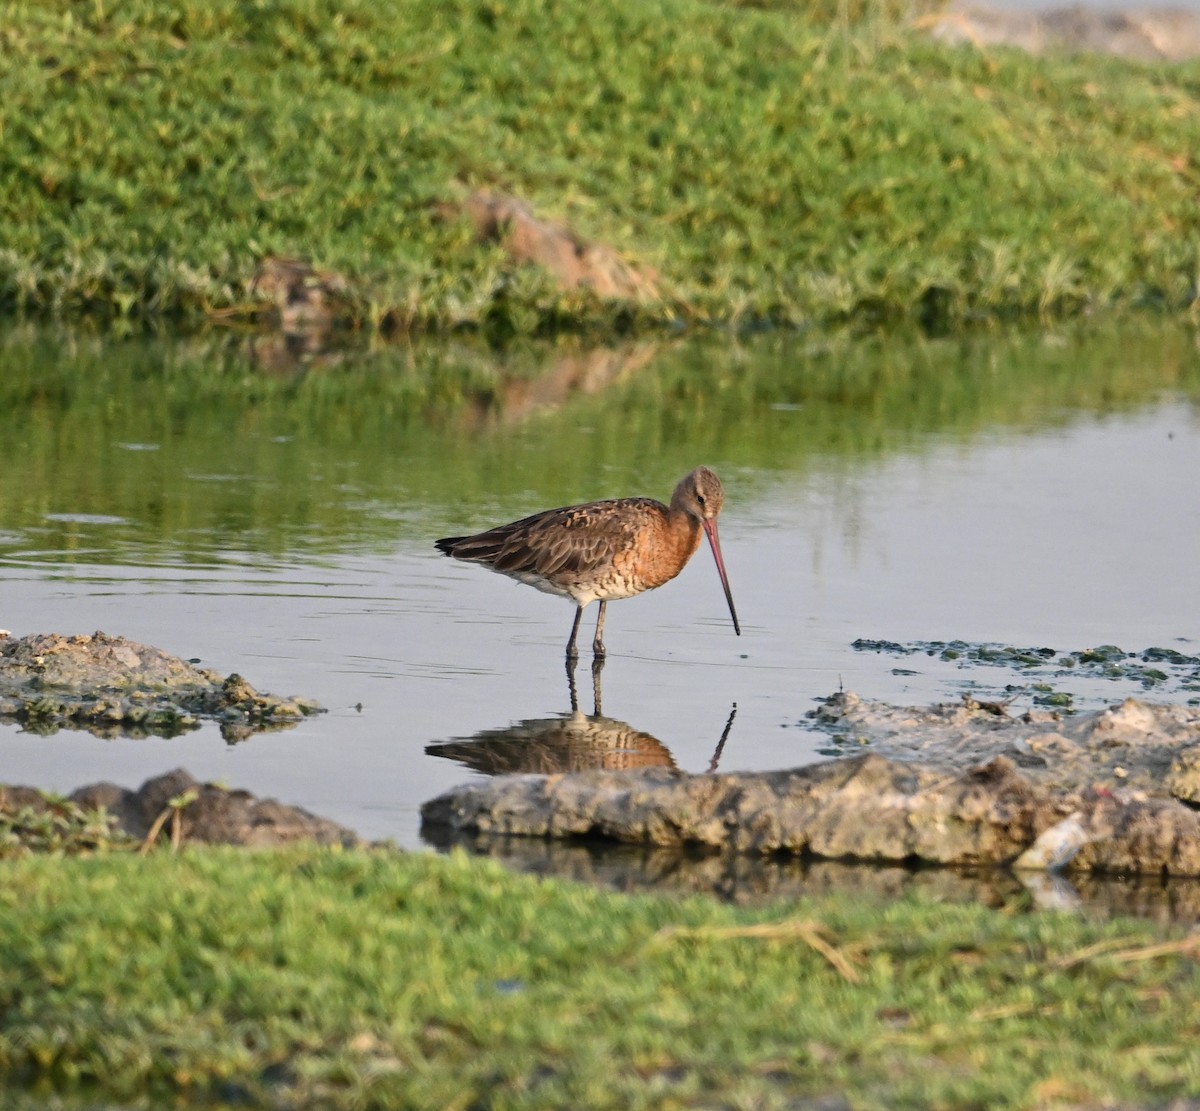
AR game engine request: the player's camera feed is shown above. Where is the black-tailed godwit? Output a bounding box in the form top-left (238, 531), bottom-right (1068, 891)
top-left (435, 467), bottom-right (741, 660)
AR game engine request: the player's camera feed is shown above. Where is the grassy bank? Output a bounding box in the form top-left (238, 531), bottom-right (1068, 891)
top-left (0, 847), bottom-right (1198, 1109)
top-left (2, 1), bottom-right (1198, 332)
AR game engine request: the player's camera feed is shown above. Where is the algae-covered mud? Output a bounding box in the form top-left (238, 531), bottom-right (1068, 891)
top-left (0, 631), bottom-right (322, 741)
top-left (853, 639), bottom-right (1200, 711)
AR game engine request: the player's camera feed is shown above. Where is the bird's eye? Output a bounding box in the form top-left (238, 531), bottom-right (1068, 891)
top-left (696, 493), bottom-right (706, 505)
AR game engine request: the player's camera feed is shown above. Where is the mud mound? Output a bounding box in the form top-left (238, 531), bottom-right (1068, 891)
top-left (0, 631), bottom-right (322, 740)
top-left (423, 692), bottom-right (1200, 877)
top-left (2, 769), bottom-right (358, 850)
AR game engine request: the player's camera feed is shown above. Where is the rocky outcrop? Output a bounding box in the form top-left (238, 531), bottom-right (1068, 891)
top-left (422, 693), bottom-right (1200, 876)
top-left (422, 754), bottom-right (1054, 861)
top-left (810, 691), bottom-right (1200, 798)
top-left (1, 769), bottom-right (359, 849)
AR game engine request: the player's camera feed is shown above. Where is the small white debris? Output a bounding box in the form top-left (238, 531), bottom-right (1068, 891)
top-left (1014, 813), bottom-right (1094, 873)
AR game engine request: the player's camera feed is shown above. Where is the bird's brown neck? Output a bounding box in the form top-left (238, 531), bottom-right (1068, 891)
top-left (625, 505), bottom-right (697, 591)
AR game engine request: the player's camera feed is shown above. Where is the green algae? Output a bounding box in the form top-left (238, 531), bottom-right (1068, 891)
top-left (853, 637), bottom-right (1200, 709)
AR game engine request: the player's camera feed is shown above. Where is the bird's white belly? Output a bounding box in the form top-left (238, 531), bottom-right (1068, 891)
top-left (503, 569), bottom-right (642, 605)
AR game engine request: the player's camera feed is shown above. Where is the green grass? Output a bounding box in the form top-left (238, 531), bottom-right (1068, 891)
top-left (0, 847), bottom-right (1198, 1109)
top-left (1, 0), bottom-right (1199, 331)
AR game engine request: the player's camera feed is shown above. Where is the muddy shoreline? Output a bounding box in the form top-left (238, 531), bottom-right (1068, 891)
top-left (4, 630), bottom-right (1199, 898)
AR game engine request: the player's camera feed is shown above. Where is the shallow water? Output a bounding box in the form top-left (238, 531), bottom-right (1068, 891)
top-left (1, 320), bottom-right (1198, 909)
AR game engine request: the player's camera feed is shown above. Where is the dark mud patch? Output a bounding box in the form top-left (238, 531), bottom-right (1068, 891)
top-left (0, 631), bottom-right (323, 741)
top-left (853, 638), bottom-right (1200, 712)
top-left (1, 769), bottom-right (359, 852)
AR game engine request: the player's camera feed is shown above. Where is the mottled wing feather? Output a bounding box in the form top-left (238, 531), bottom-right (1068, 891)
top-left (437, 498), bottom-right (661, 580)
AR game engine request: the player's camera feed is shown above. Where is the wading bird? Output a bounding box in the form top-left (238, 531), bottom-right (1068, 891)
top-left (435, 467), bottom-right (741, 661)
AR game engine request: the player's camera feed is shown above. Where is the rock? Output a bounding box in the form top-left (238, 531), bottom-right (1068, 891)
top-left (441, 191), bottom-right (662, 302)
top-left (0, 631), bottom-right (322, 740)
top-left (423, 693), bottom-right (1200, 876)
top-left (1, 770), bottom-right (359, 849)
top-left (423, 754), bottom-right (1053, 864)
top-left (247, 255), bottom-right (350, 332)
top-left (810, 691), bottom-right (1200, 794)
top-left (1165, 744), bottom-right (1200, 804)
top-left (1015, 813), bottom-right (1095, 872)
top-left (1090, 697), bottom-right (1163, 741)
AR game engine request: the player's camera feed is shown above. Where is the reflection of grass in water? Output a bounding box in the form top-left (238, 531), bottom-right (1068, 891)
top-left (2, 847), bottom-right (1200, 1108)
top-left (0, 317), bottom-right (1197, 561)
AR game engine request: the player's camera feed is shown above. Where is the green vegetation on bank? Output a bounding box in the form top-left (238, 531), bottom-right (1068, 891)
top-left (0, 847), bottom-right (1198, 1109)
top-left (2, 0), bottom-right (1199, 331)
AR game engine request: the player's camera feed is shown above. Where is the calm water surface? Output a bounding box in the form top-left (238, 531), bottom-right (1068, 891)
top-left (1, 321), bottom-right (1198, 887)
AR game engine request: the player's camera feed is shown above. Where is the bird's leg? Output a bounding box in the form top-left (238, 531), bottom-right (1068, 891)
top-left (565, 604), bottom-right (584, 663)
top-left (592, 601), bottom-right (607, 659)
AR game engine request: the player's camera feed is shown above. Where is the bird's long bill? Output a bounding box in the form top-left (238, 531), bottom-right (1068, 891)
top-left (702, 518), bottom-right (741, 636)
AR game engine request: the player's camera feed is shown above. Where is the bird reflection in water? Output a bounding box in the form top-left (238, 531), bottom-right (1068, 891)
top-left (426, 659), bottom-right (737, 776)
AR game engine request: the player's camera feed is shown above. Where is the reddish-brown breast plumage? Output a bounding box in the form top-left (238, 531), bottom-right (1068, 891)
top-left (436, 467), bottom-right (740, 659)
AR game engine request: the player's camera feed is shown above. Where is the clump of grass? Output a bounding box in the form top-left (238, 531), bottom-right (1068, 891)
top-left (0, 793), bottom-right (132, 857)
top-left (0, 846), bottom-right (1198, 1108)
top-left (0, 0), bottom-right (1198, 333)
